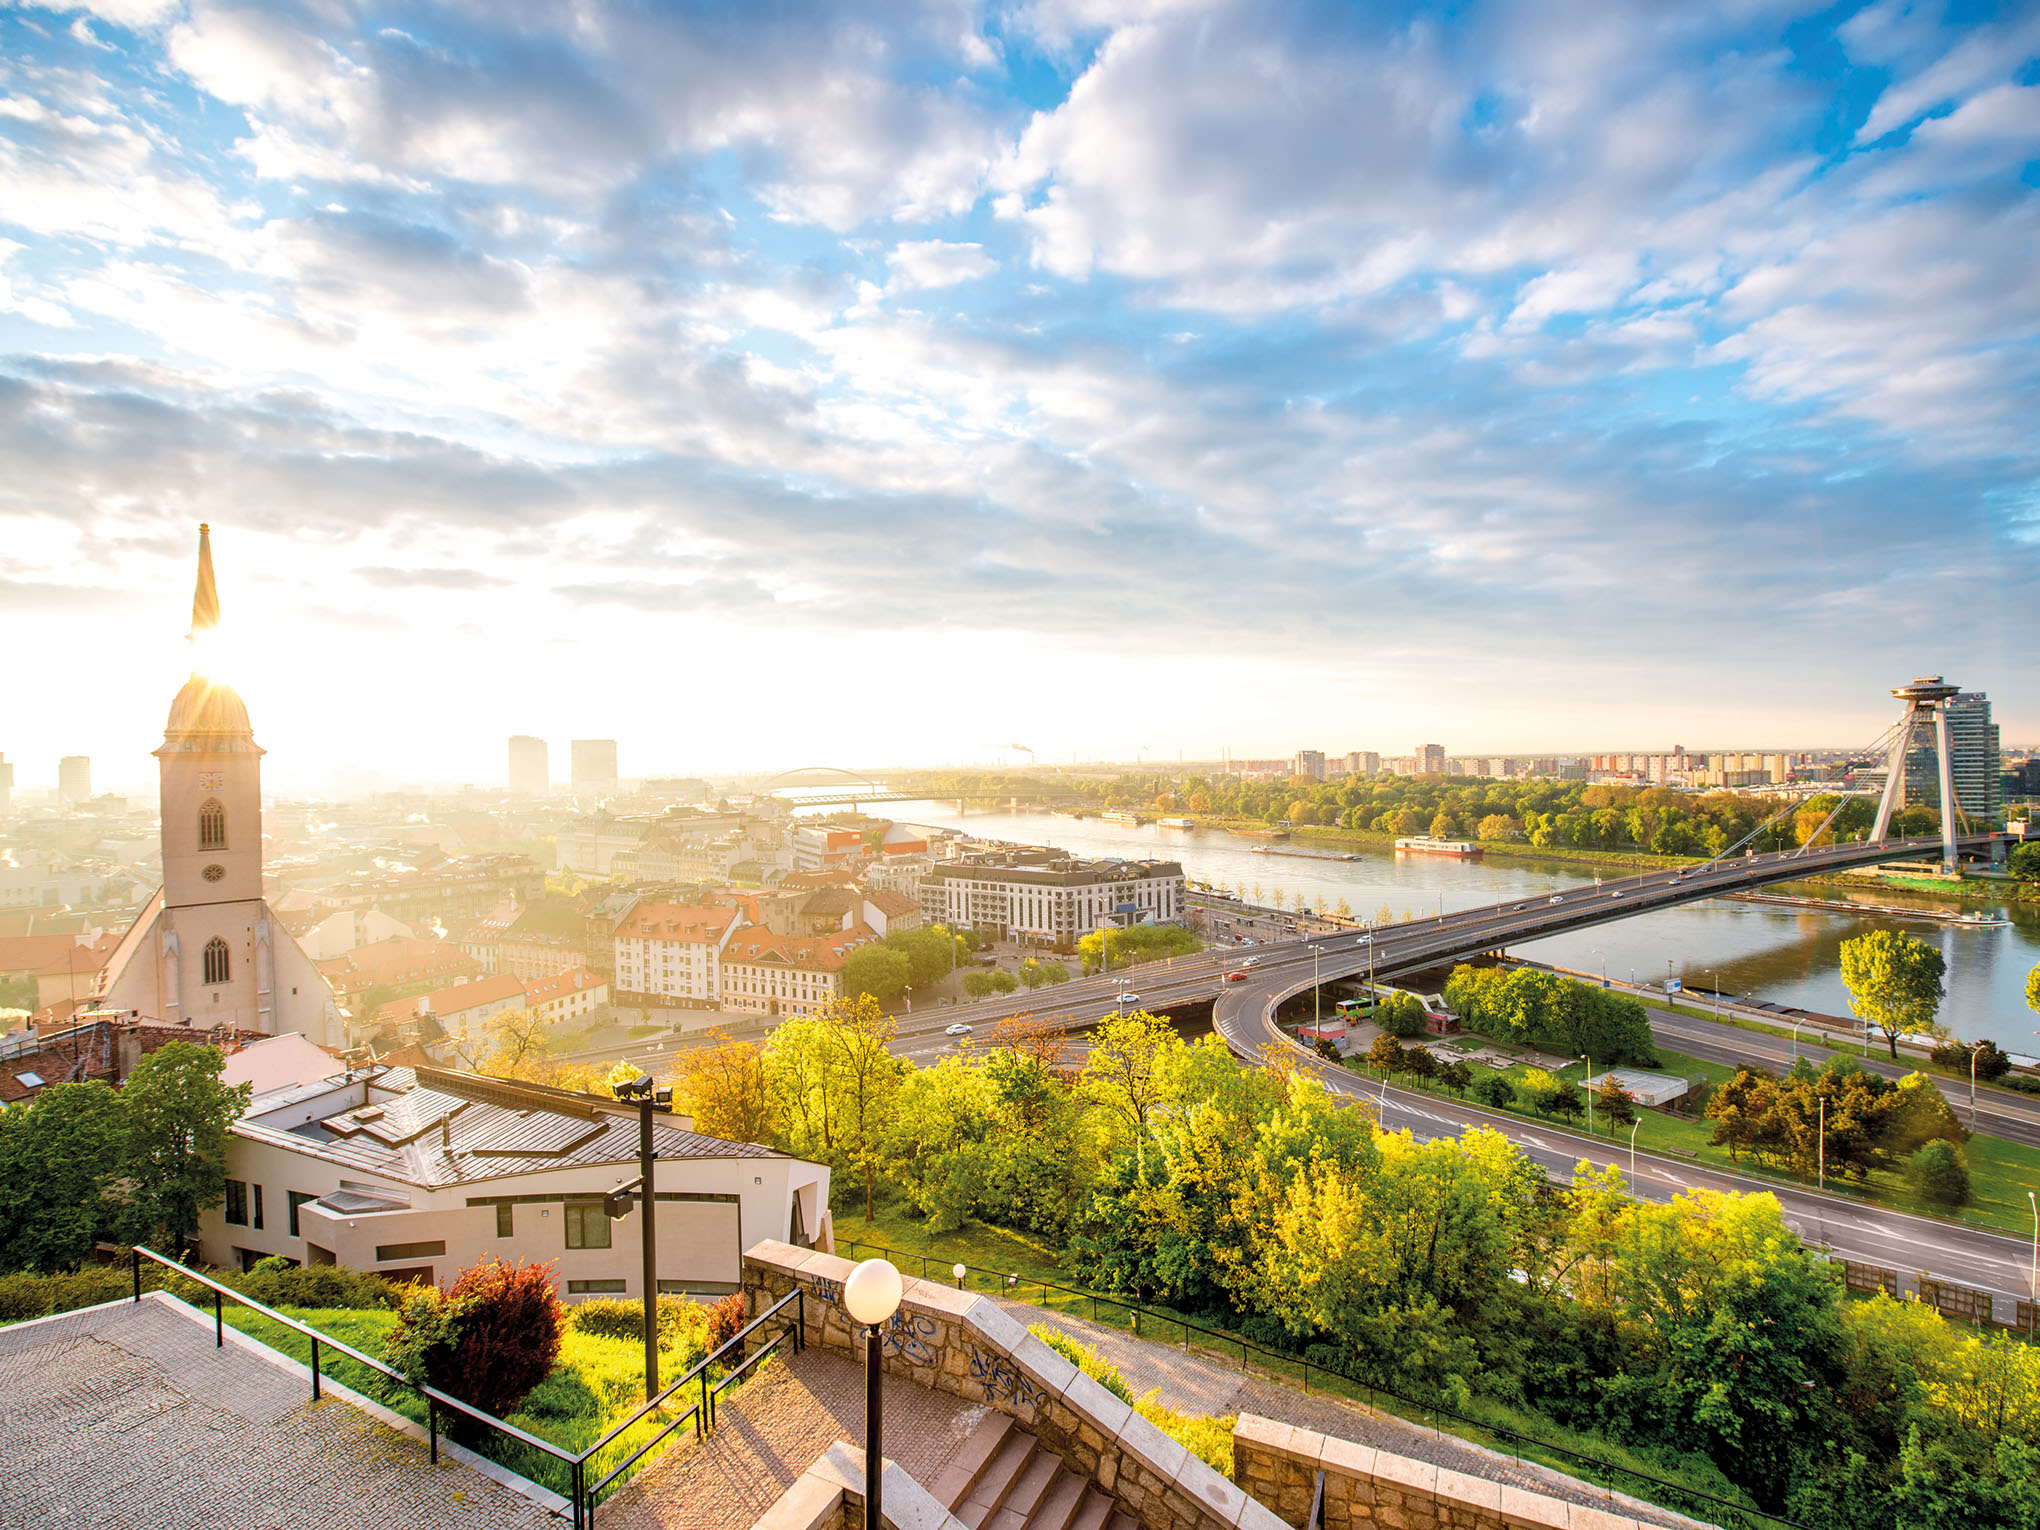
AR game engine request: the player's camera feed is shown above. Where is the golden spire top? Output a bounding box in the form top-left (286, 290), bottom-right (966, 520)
top-left (190, 522), bottom-right (220, 635)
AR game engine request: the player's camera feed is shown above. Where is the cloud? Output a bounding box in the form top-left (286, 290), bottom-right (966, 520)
top-left (354, 566), bottom-right (510, 589)
top-left (886, 239), bottom-right (998, 291)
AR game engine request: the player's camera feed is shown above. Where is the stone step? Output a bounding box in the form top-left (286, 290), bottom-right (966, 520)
top-left (930, 1412), bottom-right (1018, 1511)
top-left (958, 1430), bottom-right (1038, 1529)
top-left (1027, 1468), bottom-right (1089, 1530)
top-left (1066, 1490), bottom-right (1114, 1530)
top-left (991, 1448), bottom-right (1062, 1529)
top-left (1104, 1514), bottom-right (1140, 1530)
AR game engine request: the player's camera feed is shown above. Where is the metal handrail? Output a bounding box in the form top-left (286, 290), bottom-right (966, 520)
top-left (838, 1239), bottom-right (1809, 1530)
top-left (1306, 1468), bottom-right (1325, 1530)
top-left (130, 1248), bottom-right (807, 1530)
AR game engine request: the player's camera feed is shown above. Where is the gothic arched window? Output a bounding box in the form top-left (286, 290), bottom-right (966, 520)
top-left (203, 936), bottom-right (230, 986)
top-left (198, 797), bottom-right (226, 850)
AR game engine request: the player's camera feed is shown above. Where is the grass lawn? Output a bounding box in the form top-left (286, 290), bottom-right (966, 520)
top-left (213, 1302), bottom-right (732, 1498)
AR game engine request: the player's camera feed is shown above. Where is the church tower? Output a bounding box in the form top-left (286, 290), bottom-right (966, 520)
top-left (151, 526), bottom-right (273, 1028)
top-left (95, 526), bottom-right (343, 1044)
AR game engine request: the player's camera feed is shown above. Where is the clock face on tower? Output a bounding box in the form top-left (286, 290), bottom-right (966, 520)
top-left (197, 771), bottom-right (225, 790)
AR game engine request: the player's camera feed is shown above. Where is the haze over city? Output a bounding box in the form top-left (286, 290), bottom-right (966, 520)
top-left (3, 1), bottom-right (2036, 791)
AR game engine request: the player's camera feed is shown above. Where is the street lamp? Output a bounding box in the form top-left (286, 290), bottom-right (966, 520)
top-left (1629, 1118), bottom-right (1640, 1179)
top-left (1590, 948), bottom-right (1607, 988)
top-left (1818, 1094), bottom-right (1826, 1194)
top-left (2028, 1192), bottom-right (2037, 1338)
top-left (611, 1073), bottom-right (674, 1399)
top-left (1310, 944), bottom-right (1324, 1029)
top-left (1581, 1055), bottom-right (1593, 1135)
top-left (1790, 1016), bottom-right (1807, 1062)
top-left (845, 1257), bottom-right (905, 1530)
top-left (952, 1262), bottom-right (967, 1290)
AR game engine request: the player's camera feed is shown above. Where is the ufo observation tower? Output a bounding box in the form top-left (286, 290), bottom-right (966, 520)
top-left (1869, 676), bottom-right (1966, 870)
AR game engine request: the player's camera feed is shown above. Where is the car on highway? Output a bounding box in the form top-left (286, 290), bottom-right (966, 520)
top-left (1114, 993), bottom-right (1144, 1008)
top-left (944, 1022), bottom-right (973, 1037)
top-left (1241, 955), bottom-right (1260, 967)
top-left (1513, 903), bottom-right (1526, 911)
top-left (1548, 895), bottom-right (1563, 904)
top-left (1225, 971), bottom-right (1248, 983)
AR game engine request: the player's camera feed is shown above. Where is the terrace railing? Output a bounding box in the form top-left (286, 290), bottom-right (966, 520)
top-left (130, 1247), bottom-right (805, 1530)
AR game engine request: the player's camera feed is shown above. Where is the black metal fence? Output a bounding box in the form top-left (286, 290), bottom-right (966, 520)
top-left (130, 1248), bottom-right (805, 1529)
top-left (839, 1239), bottom-right (1810, 1530)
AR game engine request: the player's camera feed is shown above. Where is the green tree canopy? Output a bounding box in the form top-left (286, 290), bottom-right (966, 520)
top-left (1839, 930), bottom-right (1947, 1058)
top-left (0, 1080), bottom-right (128, 1272)
top-left (120, 1042), bottom-right (252, 1253)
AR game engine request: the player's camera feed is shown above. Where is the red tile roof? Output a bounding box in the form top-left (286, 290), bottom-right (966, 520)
top-left (522, 968), bottom-right (605, 1006)
top-left (722, 923), bottom-right (876, 974)
top-left (615, 903), bottom-right (737, 942)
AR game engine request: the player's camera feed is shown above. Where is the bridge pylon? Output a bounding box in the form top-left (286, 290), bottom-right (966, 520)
top-left (1870, 676), bottom-right (1964, 870)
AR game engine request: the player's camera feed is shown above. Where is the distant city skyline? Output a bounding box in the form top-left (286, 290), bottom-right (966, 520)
top-left (1, 3), bottom-right (2035, 784)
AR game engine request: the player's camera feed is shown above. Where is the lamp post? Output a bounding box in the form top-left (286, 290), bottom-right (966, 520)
top-left (1790, 1016), bottom-right (1806, 1062)
top-left (611, 1074), bottom-right (674, 1400)
top-left (1970, 1042), bottom-right (1982, 1126)
top-left (1818, 1094), bottom-right (1826, 1194)
top-left (845, 1258), bottom-right (905, 1530)
top-left (2028, 1192), bottom-right (2037, 1337)
top-left (1590, 948), bottom-right (1607, 988)
top-left (1629, 1118), bottom-right (1640, 1179)
top-left (1310, 944), bottom-right (1324, 1029)
top-left (953, 1262), bottom-right (967, 1290)
top-left (1581, 1055), bottom-right (1593, 1135)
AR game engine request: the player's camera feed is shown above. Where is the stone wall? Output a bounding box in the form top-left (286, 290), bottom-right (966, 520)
top-left (744, 1241), bottom-right (1283, 1530)
top-left (1233, 1414), bottom-right (1705, 1530)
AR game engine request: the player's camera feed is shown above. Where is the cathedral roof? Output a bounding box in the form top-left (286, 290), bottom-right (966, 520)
top-left (164, 675), bottom-right (253, 737)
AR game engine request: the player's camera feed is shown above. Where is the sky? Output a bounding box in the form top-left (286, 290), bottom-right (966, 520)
top-left (0, 0), bottom-right (2036, 794)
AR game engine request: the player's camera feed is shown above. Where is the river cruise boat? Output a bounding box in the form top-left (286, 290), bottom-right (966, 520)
top-left (1394, 835), bottom-right (1483, 858)
top-left (1158, 816), bottom-right (1196, 828)
top-left (1100, 810), bottom-right (1149, 825)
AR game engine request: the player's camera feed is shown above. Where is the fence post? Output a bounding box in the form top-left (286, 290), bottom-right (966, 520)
top-left (701, 1366), bottom-right (710, 1435)
top-left (310, 1336), bottom-right (321, 1401)
top-left (214, 1285), bottom-right (223, 1348)
top-left (131, 1248), bottom-right (141, 1303)
top-left (573, 1458), bottom-right (585, 1530)
top-left (427, 1396), bottom-right (437, 1463)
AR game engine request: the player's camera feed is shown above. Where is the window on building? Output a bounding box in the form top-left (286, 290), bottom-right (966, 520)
top-left (564, 1201), bottom-right (611, 1249)
top-left (497, 1203), bottom-right (514, 1237)
top-left (224, 1179), bottom-right (248, 1226)
top-left (253, 1184), bottom-right (264, 1230)
top-left (198, 796), bottom-right (226, 850)
top-left (203, 936), bottom-right (231, 985)
top-left (287, 1190), bottom-right (318, 1238)
top-left (375, 1240), bottom-right (446, 1262)
top-left (567, 1279), bottom-right (627, 1295)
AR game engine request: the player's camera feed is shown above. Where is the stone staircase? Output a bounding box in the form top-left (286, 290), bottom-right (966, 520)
top-left (929, 1412), bottom-right (1137, 1530)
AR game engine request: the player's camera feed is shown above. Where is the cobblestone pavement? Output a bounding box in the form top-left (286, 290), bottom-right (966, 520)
top-left (0, 1298), bottom-right (554, 1530)
top-left (999, 1300), bottom-right (1710, 1530)
top-left (599, 1347), bottom-right (988, 1530)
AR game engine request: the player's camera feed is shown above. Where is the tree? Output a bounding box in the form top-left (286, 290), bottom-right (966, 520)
top-left (1547, 1078), bottom-right (1585, 1123)
top-left (120, 1042), bottom-right (252, 1253)
top-left (1475, 814), bottom-right (1520, 843)
top-left (2027, 961), bottom-right (2040, 1023)
top-left (673, 1031), bottom-right (774, 1144)
top-left (1377, 992), bottom-right (1430, 1038)
top-left (963, 968), bottom-right (1018, 999)
top-left (1401, 1044), bottom-right (1440, 1083)
top-left (1472, 1075), bottom-right (1516, 1112)
top-left (1595, 1075), bottom-right (1637, 1130)
top-left (1082, 1010), bottom-right (1178, 1135)
top-left (1839, 930), bottom-right (1946, 1059)
top-left (989, 1013), bottom-right (1069, 1070)
top-left (841, 943), bottom-right (911, 1004)
top-left (0, 1080), bottom-right (127, 1272)
top-left (1440, 1060), bottom-right (1473, 1097)
top-left (1516, 1067), bottom-right (1562, 1114)
top-left (2008, 842), bottom-right (2040, 882)
top-left (385, 1257), bottom-right (563, 1436)
top-left (1905, 1139), bottom-right (1971, 1206)
top-left (887, 925), bottom-right (967, 989)
top-left (0, 975), bottom-right (37, 1012)
top-left (1366, 1034), bottom-right (1405, 1075)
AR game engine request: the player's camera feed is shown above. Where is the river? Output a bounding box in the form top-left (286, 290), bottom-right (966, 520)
top-left (864, 804), bottom-right (2040, 1050)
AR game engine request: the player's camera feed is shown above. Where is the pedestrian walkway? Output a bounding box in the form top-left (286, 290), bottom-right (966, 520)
top-left (0, 1295), bottom-right (553, 1530)
top-left (596, 1346), bottom-right (986, 1530)
top-left (998, 1300), bottom-right (1709, 1530)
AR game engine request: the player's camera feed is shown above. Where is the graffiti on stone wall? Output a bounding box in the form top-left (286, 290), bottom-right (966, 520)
top-left (969, 1345), bottom-right (1051, 1412)
top-left (883, 1310), bottom-right (939, 1365)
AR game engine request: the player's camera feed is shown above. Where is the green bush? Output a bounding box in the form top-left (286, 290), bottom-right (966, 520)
top-left (1133, 1392), bottom-right (1235, 1476)
top-left (1029, 1322), bottom-right (1133, 1402)
top-left (1905, 1140), bottom-right (1971, 1207)
top-left (238, 1261), bottom-right (399, 1311)
top-left (568, 1294), bottom-right (710, 1358)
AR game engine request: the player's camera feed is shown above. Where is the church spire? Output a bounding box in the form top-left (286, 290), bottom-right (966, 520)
top-left (190, 522), bottom-right (220, 635)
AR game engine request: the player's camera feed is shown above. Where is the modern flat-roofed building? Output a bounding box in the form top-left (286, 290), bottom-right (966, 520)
top-left (196, 1062), bottom-right (830, 1295)
top-left (918, 850), bottom-right (1184, 950)
top-left (508, 735), bottom-right (549, 797)
top-left (1903, 690), bottom-right (2002, 827)
top-left (1416, 744), bottom-right (1445, 775)
top-left (1293, 750), bottom-right (1326, 781)
top-left (58, 756), bottom-right (91, 806)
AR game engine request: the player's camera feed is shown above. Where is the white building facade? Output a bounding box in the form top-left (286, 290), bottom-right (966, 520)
top-left (917, 853), bottom-right (1185, 951)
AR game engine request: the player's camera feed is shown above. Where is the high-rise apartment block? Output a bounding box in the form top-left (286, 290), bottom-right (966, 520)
top-left (571, 739), bottom-right (619, 795)
top-left (58, 755), bottom-right (91, 805)
top-left (1344, 751), bottom-right (1381, 776)
top-left (508, 735), bottom-right (550, 797)
top-left (1416, 743), bottom-right (1445, 775)
top-left (1293, 750), bottom-right (1326, 781)
top-left (0, 752), bottom-right (11, 814)
top-left (1903, 689), bottom-right (2001, 826)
